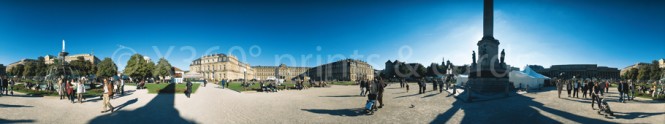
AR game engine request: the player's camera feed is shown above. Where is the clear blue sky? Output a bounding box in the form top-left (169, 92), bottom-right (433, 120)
top-left (1, 0), bottom-right (664, 71)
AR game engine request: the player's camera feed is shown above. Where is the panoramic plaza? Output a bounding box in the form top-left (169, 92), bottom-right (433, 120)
top-left (1, 0), bottom-right (665, 123)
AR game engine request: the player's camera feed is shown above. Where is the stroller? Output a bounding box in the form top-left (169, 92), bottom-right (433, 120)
top-left (596, 96), bottom-right (613, 117)
top-left (365, 94), bottom-right (378, 115)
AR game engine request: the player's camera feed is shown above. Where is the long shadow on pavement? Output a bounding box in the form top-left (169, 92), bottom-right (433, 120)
top-left (430, 92), bottom-right (617, 124)
top-left (301, 109), bottom-right (365, 116)
top-left (612, 111), bottom-right (665, 119)
top-left (88, 83), bottom-right (196, 124)
top-left (0, 119), bottom-right (34, 123)
top-left (0, 103), bottom-right (33, 108)
top-left (319, 95), bottom-right (361, 97)
top-left (85, 90), bottom-right (137, 103)
top-left (422, 93), bottom-right (441, 98)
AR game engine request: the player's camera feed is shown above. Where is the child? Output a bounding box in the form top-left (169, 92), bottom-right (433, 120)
top-left (406, 84), bottom-right (410, 92)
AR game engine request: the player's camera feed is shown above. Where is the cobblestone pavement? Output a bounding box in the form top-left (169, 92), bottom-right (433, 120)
top-left (1, 83), bottom-right (663, 124)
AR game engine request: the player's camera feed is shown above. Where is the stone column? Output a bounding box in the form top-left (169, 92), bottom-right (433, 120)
top-left (483, 0), bottom-right (493, 37)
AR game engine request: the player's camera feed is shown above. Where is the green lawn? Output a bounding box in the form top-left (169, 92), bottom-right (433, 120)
top-left (146, 83), bottom-right (200, 94)
top-left (225, 82), bottom-right (290, 92)
top-left (12, 84), bottom-right (104, 97)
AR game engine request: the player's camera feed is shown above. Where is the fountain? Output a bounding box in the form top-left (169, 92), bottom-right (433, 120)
top-left (42, 39), bottom-right (82, 91)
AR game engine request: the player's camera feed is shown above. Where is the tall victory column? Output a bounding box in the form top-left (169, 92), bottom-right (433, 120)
top-left (466, 0), bottom-right (510, 96)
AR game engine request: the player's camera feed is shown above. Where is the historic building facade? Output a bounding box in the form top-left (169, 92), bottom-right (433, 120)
top-left (252, 64), bottom-right (310, 81)
top-left (189, 54), bottom-right (254, 81)
top-left (44, 53), bottom-right (101, 65)
top-left (308, 59), bottom-right (374, 81)
top-left (530, 64), bottom-right (620, 79)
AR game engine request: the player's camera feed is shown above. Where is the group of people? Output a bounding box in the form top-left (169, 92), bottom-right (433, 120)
top-left (364, 77), bottom-right (387, 114)
top-left (558, 78), bottom-right (610, 99)
top-left (0, 76), bottom-right (14, 96)
top-left (0, 76), bottom-right (15, 96)
top-left (57, 76), bottom-right (87, 104)
top-left (260, 80), bottom-right (279, 92)
top-left (557, 78), bottom-right (607, 110)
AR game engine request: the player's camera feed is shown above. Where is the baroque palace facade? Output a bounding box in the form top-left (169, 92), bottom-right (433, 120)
top-left (252, 64), bottom-right (309, 81)
top-left (307, 59), bottom-right (374, 81)
top-left (189, 54), bottom-right (255, 81)
top-left (190, 54), bottom-right (374, 82)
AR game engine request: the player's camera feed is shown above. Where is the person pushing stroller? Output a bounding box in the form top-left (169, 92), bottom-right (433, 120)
top-left (365, 79), bottom-right (379, 114)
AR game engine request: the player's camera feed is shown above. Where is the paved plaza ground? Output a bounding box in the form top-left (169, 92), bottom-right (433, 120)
top-left (1, 83), bottom-right (664, 124)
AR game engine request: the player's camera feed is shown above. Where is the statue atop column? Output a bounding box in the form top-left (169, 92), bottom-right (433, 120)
top-left (472, 51), bottom-right (476, 64)
top-left (500, 49), bottom-right (505, 64)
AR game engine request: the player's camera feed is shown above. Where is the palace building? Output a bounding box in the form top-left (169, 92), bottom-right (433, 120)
top-left (189, 54), bottom-right (254, 81)
top-left (252, 64), bottom-right (310, 81)
top-left (307, 59), bottom-right (374, 81)
top-left (529, 64), bottom-right (620, 80)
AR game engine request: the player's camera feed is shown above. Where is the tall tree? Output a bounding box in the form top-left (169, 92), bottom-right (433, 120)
top-left (69, 56), bottom-right (88, 76)
top-left (9, 64), bottom-right (24, 77)
top-left (153, 58), bottom-right (173, 83)
top-left (650, 60), bottom-right (662, 80)
top-left (414, 64), bottom-right (426, 79)
top-left (123, 54), bottom-right (153, 82)
top-left (628, 68), bottom-right (639, 80)
top-left (637, 65), bottom-right (651, 81)
top-left (397, 63), bottom-right (411, 79)
top-left (22, 61), bottom-right (38, 78)
top-left (97, 58), bottom-right (118, 79)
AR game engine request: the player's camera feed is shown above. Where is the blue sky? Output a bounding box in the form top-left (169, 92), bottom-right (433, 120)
top-left (1, 0), bottom-right (664, 71)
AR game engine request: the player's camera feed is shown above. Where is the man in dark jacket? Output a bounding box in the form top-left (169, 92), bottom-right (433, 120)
top-left (360, 80), bottom-right (367, 96)
top-left (618, 81), bottom-right (625, 102)
top-left (377, 78), bottom-right (386, 108)
top-left (621, 81), bottom-right (629, 103)
top-left (186, 81), bottom-right (193, 98)
top-left (567, 80), bottom-right (572, 97)
top-left (591, 82), bottom-right (601, 109)
top-left (574, 80), bottom-right (580, 98)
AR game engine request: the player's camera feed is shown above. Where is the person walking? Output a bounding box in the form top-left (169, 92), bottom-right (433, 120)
top-left (599, 80), bottom-right (605, 96)
top-left (377, 78), bottom-right (386, 108)
top-left (102, 78), bottom-right (114, 113)
top-left (225, 79), bottom-right (230, 88)
top-left (0, 76), bottom-right (4, 96)
top-left (366, 78), bottom-right (378, 112)
top-left (618, 81), bottom-right (625, 103)
top-left (9, 79), bottom-right (15, 95)
top-left (77, 78), bottom-right (86, 103)
top-left (566, 80), bottom-right (572, 97)
top-left (605, 81), bottom-right (609, 93)
top-left (0, 76), bottom-right (5, 96)
top-left (203, 79), bottom-right (207, 87)
top-left (220, 79), bottom-right (226, 89)
top-left (418, 79), bottom-right (425, 94)
top-left (67, 79), bottom-right (75, 103)
top-left (399, 79), bottom-right (405, 88)
top-left (359, 80), bottom-right (367, 96)
top-left (630, 81), bottom-right (636, 101)
top-left (118, 73), bottom-right (125, 96)
top-left (582, 80), bottom-right (588, 99)
top-left (59, 78), bottom-right (65, 100)
top-left (438, 77), bottom-right (445, 93)
top-left (591, 82), bottom-right (602, 110)
top-left (186, 81), bottom-right (193, 98)
top-left (557, 79), bottom-right (563, 98)
top-left (573, 79), bottom-right (580, 98)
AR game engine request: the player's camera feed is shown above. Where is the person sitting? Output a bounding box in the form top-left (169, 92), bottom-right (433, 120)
top-left (260, 81), bottom-right (267, 92)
